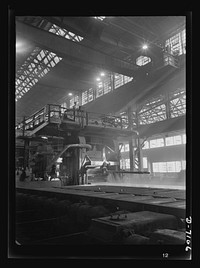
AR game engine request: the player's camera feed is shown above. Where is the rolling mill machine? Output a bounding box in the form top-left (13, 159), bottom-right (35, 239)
top-left (16, 104), bottom-right (147, 185)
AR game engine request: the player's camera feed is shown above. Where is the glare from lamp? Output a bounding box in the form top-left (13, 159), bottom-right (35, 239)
top-left (16, 41), bottom-right (25, 53)
top-left (142, 44), bottom-right (148, 50)
top-left (100, 72), bottom-right (105, 77)
top-left (41, 136), bottom-right (48, 140)
top-left (96, 77), bottom-right (101, 81)
top-left (68, 93), bottom-right (73, 96)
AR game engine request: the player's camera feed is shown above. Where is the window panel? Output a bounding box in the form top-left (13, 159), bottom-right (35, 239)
top-left (136, 56), bottom-right (151, 66)
top-left (125, 159), bottom-right (130, 169)
top-left (150, 138), bottom-right (164, 148)
top-left (96, 82), bottom-right (103, 98)
top-left (120, 145), bottom-right (125, 152)
top-left (82, 90), bottom-right (88, 105)
top-left (182, 134), bottom-right (186, 144)
top-left (153, 162), bottom-right (159, 172)
top-left (167, 162), bottom-right (176, 172)
top-left (182, 160), bottom-right (186, 170)
top-left (143, 141), bottom-right (149, 149)
top-left (114, 73), bottom-right (123, 89)
top-left (120, 159), bottom-right (125, 169)
top-left (69, 98), bottom-right (74, 108)
top-left (143, 157), bottom-right (148, 168)
top-left (153, 161), bottom-right (183, 173)
top-left (159, 162), bottom-right (167, 172)
top-left (174, 135), bottom-right (182, 145)
top-left (165, 28), bottom-right (186, 56)
top-left (166, 135), bottom-right (183, 146)
top-left (88, 88), bottom-right (94, 102)
top-left (124, 144), bottom-right (129, 152)
top-left (165, 136), bottom-right (174, 146)
top-left (124, 76), bottom-right (133, 83)
top-left (175, 161), bottom-right (182, 172)
top-left (103, 77), bottom-right (112, 94)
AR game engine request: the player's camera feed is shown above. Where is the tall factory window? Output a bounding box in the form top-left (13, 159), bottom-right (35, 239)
top-left (182, 160), bottom-right (186, 170)
top-left (113, 73), bottom-right (133, 90)
top-left (120, 143), bottom-right (129, 152)
top-left (166, 161), bottom-right (176, 172)
top-left (61, 102), bottom-right (67, 113)
top-left (103, 78), bottom-right (112, 94)
top-left (80, 72), bottom-right (132, 105)
top-left (120, 158), bottom-right (130, 170)
top-left (49, 24), bottom-right (84, 42)
top-left (165, 136), bottom-right (174, 146)
top-left (124, 143), bottom-right (129, 152)
top-left (169, 88), bottom-right (186, 118)
top-left (175, 161), bottom-right (182, 172)
top-left (143, 157), bottom-right (148, 168)
top-left (124, 75), bottom-right (133, 84)
top-left (125, 159), bottom-right (130, 169)
top-left (138, 95), bottom-right (167, 125)
top-left (152, 162), bottom-right (167, 172)
top-left (170, 96), bottom-right (186, 117)
top-left (174, 135), bottom-right (182, 145)
top-left (182, 133), bottom-right (186, 144)
top-left (120, 159), bottom-right (125, 169)
top-left (114, 73), bottom-right (124, 89)
top-left (82, 90), bottom-right (88, 105)
top-left (88, 88), bottom-right (94, 102)
top-left (69, 99), bottom-right (74, 108)
top-left (96, 82), bottom-right (104, 98)
top-left (165, 28), bottom-right (186, 56)
top-left (15, 48), bottom-right (62, 101)
top-left (152, 162), bottom-right (159, 172)
top-left (69, 95), bottom-right (80, 108)
top-left (165, 135), bottom-right (182, 146)
top-left (143, 141), bottom-right (149, 149)
top-left (153, 161), bottom-right (183, 173)
top-left (136, 56), bottom-right (151, 66)
top-left (150, 138), bottom-right (164, 148)
top-left (120, 145), bottom-right (125, 152)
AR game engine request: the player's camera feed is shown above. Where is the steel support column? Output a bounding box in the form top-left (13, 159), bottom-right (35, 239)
top-left (127, 107), bottom-right (134, 171)
top-left (135, 109), bottom-right (142, 171)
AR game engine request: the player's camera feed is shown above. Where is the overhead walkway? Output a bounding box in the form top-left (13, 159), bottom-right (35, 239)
top-left (16, 104), bottom-right (137, 139)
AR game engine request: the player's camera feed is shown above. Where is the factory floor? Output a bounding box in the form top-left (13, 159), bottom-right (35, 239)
top-left (15, 176), bottom-right (187, 248)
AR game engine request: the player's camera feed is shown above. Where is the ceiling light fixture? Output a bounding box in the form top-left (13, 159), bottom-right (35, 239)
top-left (68, 93), bottom-right (73, 96)
top-left (100, 72), bottom-right (105, 77)
top-left (142, 44), bottom-right (148, 50)
top-left (96, 77), bottom-right (101, 81)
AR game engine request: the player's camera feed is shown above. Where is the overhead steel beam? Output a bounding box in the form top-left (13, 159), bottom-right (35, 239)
top-left (16, 21), bottom-right (138, 76)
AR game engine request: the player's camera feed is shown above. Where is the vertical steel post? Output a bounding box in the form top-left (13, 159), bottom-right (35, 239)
top-left (127, 107), bottom-right (134, 171)
top-left (22, 116), bottom-right (26, 137)
top-left (48, 104), bottom-right (51, 123)
top-left (135, 109), bottom-right (142, 171)
top-left (165, 91), bottom-right (171, 119)
top-left (86, 112), bottom-right (89, 126)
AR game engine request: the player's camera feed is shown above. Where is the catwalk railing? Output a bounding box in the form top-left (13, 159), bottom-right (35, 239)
top-left (16, 104), bottom-right (130, 136)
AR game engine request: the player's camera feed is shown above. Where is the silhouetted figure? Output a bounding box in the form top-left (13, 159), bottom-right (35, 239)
top-left (101, 161), bottom-right (109, 175)
top-left (19, 169), bottom-right (28, 181)
top-left (50, 164), bottom-right (56, 181)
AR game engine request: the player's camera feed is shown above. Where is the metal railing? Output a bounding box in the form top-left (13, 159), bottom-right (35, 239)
top-left (16, 104), bottom-right (130, 135)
